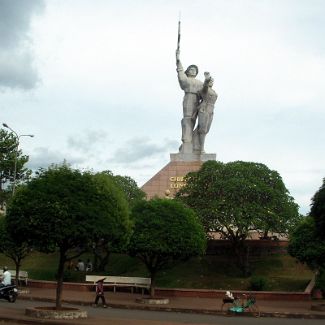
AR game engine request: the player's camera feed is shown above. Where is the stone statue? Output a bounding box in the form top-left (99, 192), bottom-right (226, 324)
top-left (176, 49), bottom-right (203, 154)
top-left (171, 21), bottom-right (218, 161)
top-left (193, 72), bottom-right (218, 153)
top-left (174, 20), bottom-right (217, 157)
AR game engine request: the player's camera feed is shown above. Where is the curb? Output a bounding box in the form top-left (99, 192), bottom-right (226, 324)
top-left (17, 295), bottom-right (325, 320)
top-left (28, 279), bottom-right (313, 301)
top-left (0, 317), bottom-right (75, 325)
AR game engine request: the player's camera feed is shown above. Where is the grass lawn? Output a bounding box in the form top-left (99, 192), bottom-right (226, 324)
top-left (0, 252), bottom-right (313, 292)
top-left (152, 254), bottom-right (312, 291)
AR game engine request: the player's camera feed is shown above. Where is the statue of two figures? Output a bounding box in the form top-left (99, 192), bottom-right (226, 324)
top-left (176, 49), bottom-right (218, 154)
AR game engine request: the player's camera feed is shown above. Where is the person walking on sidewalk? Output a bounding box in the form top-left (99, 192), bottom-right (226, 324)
top-left (93, 277), bottom-right (107, 308)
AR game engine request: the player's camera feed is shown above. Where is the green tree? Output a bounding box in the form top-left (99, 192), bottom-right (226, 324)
top-left (0, 217), bottom-right (31, 285)
top-left (311, 178), bottom-right (325, 239)
top-left (176, 160), bottom-right (300, 275)
top-left (288, 178), bottom-right (325, 292)
top-left (6, 164), bottom-right (131, 308)
top-left (91, 171), bottom-right (145, 271)
top-left (100, 171), bottom-right (146, 207)
top-left (129, 198), bottom-right (206, 296)
top-left (113, 175), bottom-right (146, 208)
top-left (0, 128), bottom-right (31, 207)
top-left (288, 217), bottom-right (325, 270)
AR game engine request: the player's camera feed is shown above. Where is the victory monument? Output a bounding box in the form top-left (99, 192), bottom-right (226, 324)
top-left (142, 20), bottom-right (218, 199)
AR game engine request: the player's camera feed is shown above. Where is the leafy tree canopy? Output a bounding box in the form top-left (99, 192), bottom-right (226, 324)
top-left (0, 128), bottom-right (31, 205)
top-left (288, 216), bottom-right (325, 270)
top-left (90, 171), bottom-right (144, 271)
top-left (311, 177), bottom-right (325, 239)
top-left (100, 170), bottom-right (146, 208)
top-left (129, 198), bottom-right (206, 296)
top-left (176, 160), bottom-right (300, 240)
top-left (7, 165), bottom-right (131, 254)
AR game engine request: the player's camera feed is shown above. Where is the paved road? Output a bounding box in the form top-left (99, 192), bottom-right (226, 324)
top-left (0, 300), bottom-right (324, 325)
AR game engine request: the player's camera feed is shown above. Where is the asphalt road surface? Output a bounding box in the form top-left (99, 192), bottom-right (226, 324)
top-left (0, 299), bottom-right (324, 325)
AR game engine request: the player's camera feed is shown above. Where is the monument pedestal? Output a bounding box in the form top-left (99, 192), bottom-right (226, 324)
top-left (141, 152), bottom-right (216, 199)
top-left (170, 152), bottom-right (216, 162)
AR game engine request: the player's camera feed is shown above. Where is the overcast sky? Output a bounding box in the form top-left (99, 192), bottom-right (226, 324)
top-left (1, 0), bottom-right (324, 215)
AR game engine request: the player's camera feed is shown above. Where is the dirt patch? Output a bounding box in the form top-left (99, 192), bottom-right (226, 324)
top-left (25, 306), bottom-right (87, 319)
top-left (136, 297), bottom-right (170, 305)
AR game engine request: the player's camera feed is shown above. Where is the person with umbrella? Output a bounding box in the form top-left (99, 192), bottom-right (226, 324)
top-left (93, 277), bottom-right (107, 308)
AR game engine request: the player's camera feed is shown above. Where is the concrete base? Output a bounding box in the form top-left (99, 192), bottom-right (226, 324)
top-left (141, 160), bottom-right (203, 199)
top-left (141, 151), bottom-right (216, 199)
top-left (311, 304), bottom-right (325, 311)
top-left (136, 297), bottom-right (170, 305)
top-left (311, 288), bottom-right (323, 299)
top-left (25, 306), bottom-right (87, 319)
top-left (170, 152), bottom-right (216, 162)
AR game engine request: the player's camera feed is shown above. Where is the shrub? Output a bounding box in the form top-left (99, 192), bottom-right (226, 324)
top-left (316, 268), bottom-right (325, 293)
top-left (249, 276), bottom-right (268, 291)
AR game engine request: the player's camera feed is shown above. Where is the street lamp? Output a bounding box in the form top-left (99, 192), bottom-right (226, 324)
top-left (2, 123), bottom-right (34, 195)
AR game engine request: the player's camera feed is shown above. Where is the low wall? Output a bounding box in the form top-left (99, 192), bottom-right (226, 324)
top-left (207, 240), bottom-right (288, 256)
top-left (28, 279), bottom-right (312, 301)
top-left (29, 280), bottom-right (93, 291)
top-left (155, 288), bottom-right (311, 301)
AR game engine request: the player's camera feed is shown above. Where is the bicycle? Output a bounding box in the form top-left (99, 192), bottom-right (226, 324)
top-left (221, 293), bottom-right (260, 317)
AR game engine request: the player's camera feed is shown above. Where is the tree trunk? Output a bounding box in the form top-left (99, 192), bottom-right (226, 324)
top-left (92, 242), bottom-right (110, 272)
top-left (14, 259), bottom-right (21, 286)
top-left (93, 250), bottom-right (98, 271)
top-left (97, 252), bottom-right (110, 272)
top-left (56, 250), bottom-right (66, 309)
top-left (263, 230), bottom-right (269, 239)
top-left (149, 270), bottom-right (156, 297)
top-left (232, 240), bottom-right (250, 277)
top-left (243, 245), bottom-right (251, 276)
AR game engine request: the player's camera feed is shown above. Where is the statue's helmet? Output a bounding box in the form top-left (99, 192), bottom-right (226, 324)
top-left (185, 65), bottom-right (199, 77)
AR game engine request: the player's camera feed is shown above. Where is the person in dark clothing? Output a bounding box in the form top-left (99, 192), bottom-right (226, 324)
top-left (93, 277), bottom-right (107, 308)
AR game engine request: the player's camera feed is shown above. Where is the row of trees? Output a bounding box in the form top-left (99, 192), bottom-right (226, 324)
top-left (2, 126), bottom-right (320, 305)
top-left (1, 162), bottom-right (302, 305)
top-left (1, 163), bottom-right (206, 307)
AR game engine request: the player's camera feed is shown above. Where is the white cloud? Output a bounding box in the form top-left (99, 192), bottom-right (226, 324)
top-left (109, 137), bottom-right (178, 164)
top-left (0, 51), bottom-right (40, 90)
top-left (27, 146), bottom-right (85, 171)
top-left (2, 0), bottom-right (325, 215)
top-left (67, 130), bottom-right (108, 154)
top-left (0, 0), bottom-right (44, 90)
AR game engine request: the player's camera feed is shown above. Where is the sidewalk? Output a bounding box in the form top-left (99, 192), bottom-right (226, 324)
top-left (0, 287), bottom-right (324, 324)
